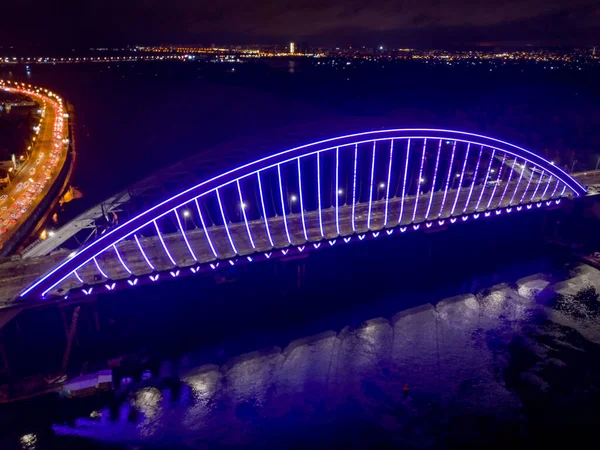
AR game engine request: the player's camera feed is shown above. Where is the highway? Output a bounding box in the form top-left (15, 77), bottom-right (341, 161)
top-left (0, 80), bottom-right (69, 252)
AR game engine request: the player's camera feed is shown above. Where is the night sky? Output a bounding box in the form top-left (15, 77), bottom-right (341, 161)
top-left (3, 0), bottom-right (599, 49)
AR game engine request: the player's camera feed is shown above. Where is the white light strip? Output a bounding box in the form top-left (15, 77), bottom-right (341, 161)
top-left (486, 154), bottom-right (507, 210)
top-left (73, 270), bottom-right (84, 283)
top-left (438, 140), bottom-right (457, 217)
top-left (425, 140), bottom-right (442, 220)
top-left (113, 244), bottom-right (132, 274)
top-left (174, 210), bottom-right (198, 261)
top-left (237, 180), bottom-right (255, 249)
top-left (367, 142), bottom-right (376, 229)
top-left (277, 164), bottom-right (292, 244)
top-left (153, 220), bottom-right (177, 266)
top-left (297, 158), bottom-right (308, 241)
top-left (475, 149), bottom-right (496, 211)
top-left (509, 162), bottom-right (527, 205)
top-left (134, 234), bottom-right (155, 270)
top-left (384, 140), bottom-right (394, 226)
top-left (451, 143), bottom-right (470, 215)
top-left (463, 146), bottom-right (483, 213)
top-left (519, 163), bottom-right (535, 204)
top-left (539, 175), bottom-right (553, 201)
top-left (352, 144), bottom-right (358, 233)
top-left (550, 178), bottom-right (561, 198)
top-left (215, 189), bottom-right (238, 254)
top-left (412, 139), bottom-right (427, 222)
top-left (335, 147), bottom-right (340, 235)
top-left (194, 198), bottom-right (218, 258)
top-left (498, 158), bottom-right (518, 208)
top-left (316, 152), bottom-right (324, 238)
top-left (398, 139), bottom-right (411, 224)
top-left (93, 257), bottom-right (108, 279)
top-left (529, 170), bottom-right (545, 202)
top-left (256, 172), bottom-right (274, 247)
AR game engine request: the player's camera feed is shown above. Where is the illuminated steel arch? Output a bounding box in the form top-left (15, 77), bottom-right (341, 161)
top-left (21, 129), bottom-right (586, 300)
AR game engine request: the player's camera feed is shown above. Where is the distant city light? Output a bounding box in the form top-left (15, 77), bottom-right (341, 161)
top-left (379, 182), bottom-right (386, 188)
top-left (290, 195), bottom-right (297, 202)
top-left (182, 210), bottom-right (190, 217)
top-left (338, 189), bottom-right (343, 195)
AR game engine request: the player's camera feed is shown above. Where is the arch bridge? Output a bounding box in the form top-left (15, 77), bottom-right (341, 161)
top-left (20, 129), bottom-right (587, 301)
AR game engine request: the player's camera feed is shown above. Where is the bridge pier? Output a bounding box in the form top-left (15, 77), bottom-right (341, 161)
top-left (0, 331), bottom-right (10, 376)
top-left (60, 306), bottom-right (80, 347)
top-left (297, 262), bottom-right (306, 289)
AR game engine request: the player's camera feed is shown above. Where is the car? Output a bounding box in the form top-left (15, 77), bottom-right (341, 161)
top-left (0, 195), bottom-right (7, 201)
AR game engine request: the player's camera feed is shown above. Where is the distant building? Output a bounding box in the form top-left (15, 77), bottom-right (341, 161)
top-left (289, 42), bottom-right (295, 54)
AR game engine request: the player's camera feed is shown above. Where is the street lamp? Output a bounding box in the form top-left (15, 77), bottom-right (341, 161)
top-left (182, 210), bottom-right (190, 218)
top-left (377, 182), bottom-right (386, 199)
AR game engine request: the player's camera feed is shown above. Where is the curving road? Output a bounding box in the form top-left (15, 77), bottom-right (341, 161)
top-left (0, 80), bottom-right (69, 252)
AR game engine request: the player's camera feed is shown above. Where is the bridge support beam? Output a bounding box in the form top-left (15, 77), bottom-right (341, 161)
top-left (0, 331), bottom-right (10, 376)
top-left (61, 306), bottom-right (81, 374)
top-left (297, 262), bottom-right (306, 289)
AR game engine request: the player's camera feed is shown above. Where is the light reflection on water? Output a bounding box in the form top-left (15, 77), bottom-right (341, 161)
top-left (49, 266), bottom-right (600, 448)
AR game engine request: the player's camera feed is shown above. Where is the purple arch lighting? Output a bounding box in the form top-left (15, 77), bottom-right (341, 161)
top-left (21, 129), bottom-right (586, 300)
